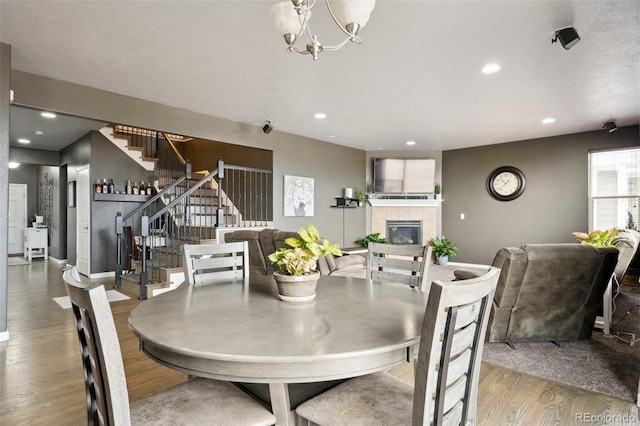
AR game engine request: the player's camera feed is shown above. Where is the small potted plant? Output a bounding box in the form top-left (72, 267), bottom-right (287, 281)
top-left (354, 187), bottom-right (365, 206)
top-left (355, 232), bottom-right (392, 248)
top-left (434, 183), bottom-right (442, 200)
top-left (268, 224), bottom-right (342, 302)
top-left (430, 236), bottom-right (458, 265)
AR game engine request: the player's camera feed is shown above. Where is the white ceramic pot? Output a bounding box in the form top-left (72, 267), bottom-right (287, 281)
top-left (273, 271), bottom-right (320, 303)
top-left (436, 255), bottom-right (448, 265)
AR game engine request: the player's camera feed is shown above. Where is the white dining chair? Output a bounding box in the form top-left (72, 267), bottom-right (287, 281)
top-left (296, 266), bottom-right (500, 426)
top-left (62, 266), bottom-right (275, 426)
top-left (367, 242), bottom-right (432, 292)
top-left (182, 241), bottom-right (249, 286)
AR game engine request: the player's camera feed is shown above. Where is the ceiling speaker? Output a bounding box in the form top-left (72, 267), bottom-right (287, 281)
top-left (553, 27), bottom-right (581, 50)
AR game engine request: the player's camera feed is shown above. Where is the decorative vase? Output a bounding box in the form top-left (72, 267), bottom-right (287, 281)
top-left (273, 271), bottom-right (319, 303)
top-left (437, 255), bottom-right (448, 265)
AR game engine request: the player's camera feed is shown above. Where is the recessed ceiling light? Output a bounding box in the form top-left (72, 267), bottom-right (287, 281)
top-left (406, 140), bottom-right (416, 146)
top-left (17, 138), bottom-right (31, 144)
top-left (329, 135), bottom-right (335, 138)
top-left (34, 130), bottom-right (43, 135)
top-left (8, 162), bottom-right (20, 169)
top-left (541, 117), bottom-right (556, 124)
top-left (376, 147), bottom-right (384, 150)
top-left (482, 63), bottom-right (501, 74)
top-left (41, 112), bottom-right (56, 118)
top-left (314, 113), bottom-right (327, 119)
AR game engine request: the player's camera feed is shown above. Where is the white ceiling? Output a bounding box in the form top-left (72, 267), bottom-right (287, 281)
top-left (1, 0), bottom-right (639, 152)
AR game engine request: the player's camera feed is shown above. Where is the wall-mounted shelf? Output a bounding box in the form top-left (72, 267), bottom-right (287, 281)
top-left (93, 193), bottom-right (150, 202)
top-left (333, 197), bottom-right (362, 208)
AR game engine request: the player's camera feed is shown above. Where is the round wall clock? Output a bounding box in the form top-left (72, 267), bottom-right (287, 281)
top-left (486, 166), bottom-right (526, 201)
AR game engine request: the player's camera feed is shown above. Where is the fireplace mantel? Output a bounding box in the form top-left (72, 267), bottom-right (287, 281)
top-left (367, 198), bottom-right (442, 207)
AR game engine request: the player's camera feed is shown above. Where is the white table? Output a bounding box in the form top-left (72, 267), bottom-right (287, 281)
top-left (129, 275), bottom-right (428, 425)
top-left (24, 227), bottom-right (48, 261)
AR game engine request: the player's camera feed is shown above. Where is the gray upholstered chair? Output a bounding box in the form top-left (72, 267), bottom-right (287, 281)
top-left (182, 241), bottom-right (249, 286)
top-left (296, 267), bottom-right (500, 425)
top-left (62, 267), bottom-right (275, 426)
top-left (366, 242), bottom-right (432, 291)
top-left (477, 244), bottom-right (618, 343)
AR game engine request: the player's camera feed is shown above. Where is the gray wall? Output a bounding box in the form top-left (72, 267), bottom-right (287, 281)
top-left (442, 125), bottom-right (640, 264)
top-left (12, 71), bottom-right (367, 269)
top-left (89, 132), bottom-right (153, 272)
top-left (0, 43), bottom-right (10, 337)
top-left (60, 132), bottom-right (91, 266)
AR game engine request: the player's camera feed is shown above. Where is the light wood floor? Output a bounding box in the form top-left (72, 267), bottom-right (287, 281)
top-left (1, 260), bottom-right (638, 425)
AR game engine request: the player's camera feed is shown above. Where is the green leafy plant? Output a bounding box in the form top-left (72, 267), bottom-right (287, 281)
top-left (355, 232), bottom-right (392, 248)
top-left (572, 228), bottom-right (619, 248)
top-left (434, 183), bottom-right (441, 195)
top-left (268, 224), bottom-right (342, 276)
top-left (430, 236), bottom-right (458, 259)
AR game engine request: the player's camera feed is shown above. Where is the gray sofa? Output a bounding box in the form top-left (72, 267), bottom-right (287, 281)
top-left (458, 243), bottom-right (618, 343)
top-left (224, 228), bottom-right (366, 277)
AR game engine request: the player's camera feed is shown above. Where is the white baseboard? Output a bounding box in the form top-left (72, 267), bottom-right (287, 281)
top-left (90, 271), bottom-right (116, 279)
top-left (0, 330), bottom-right (9, 342)
top-left (47, 256), bottom-right (67, 265)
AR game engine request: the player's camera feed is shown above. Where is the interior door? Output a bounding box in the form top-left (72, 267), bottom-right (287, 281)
top-left (76, 167), bottom-right (90, 276)
top-left (8, 184), bottom-right (27, 254)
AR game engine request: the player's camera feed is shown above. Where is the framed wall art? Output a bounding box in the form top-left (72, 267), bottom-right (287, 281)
top-left (284, 175), bottom-right (314, 217)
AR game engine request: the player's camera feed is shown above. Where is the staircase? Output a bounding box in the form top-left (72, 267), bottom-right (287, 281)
top-left (105, 125), bottom-right (273, 299)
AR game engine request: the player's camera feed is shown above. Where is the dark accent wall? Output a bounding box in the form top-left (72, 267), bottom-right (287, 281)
top-left (442, 125), bottom-right (640, 264)
top-left (60, 132), bottom-right (91, 265)
top-left (182, 137), bottom-right (272, 172)
top-left (89, 132), bottom-right (152, 272)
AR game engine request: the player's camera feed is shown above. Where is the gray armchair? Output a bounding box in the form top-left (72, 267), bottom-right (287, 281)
top-left (460, 244), bottom-right (618, 343)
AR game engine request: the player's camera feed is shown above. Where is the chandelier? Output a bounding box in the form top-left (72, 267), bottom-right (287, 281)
top-left (269, 0), bottom-right (375, 61)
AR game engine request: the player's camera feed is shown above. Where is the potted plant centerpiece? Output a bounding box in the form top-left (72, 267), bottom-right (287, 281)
top-left (268, 224), bottom-right (342, 302)
top-left (430, 236), bottom-right (458, 265)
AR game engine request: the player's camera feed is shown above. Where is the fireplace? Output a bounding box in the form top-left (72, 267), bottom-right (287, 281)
top-left (386, 220), bottom-right (423, 245)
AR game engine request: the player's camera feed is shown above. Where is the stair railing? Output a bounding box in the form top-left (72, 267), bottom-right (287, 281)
top-left (116, 157), bottom-right (272, 299)
top-left (115, 161), bottom-right (192, 292)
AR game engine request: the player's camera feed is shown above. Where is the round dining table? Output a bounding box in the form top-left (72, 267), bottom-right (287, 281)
top-left (129, 274), bottom-right (428, 425)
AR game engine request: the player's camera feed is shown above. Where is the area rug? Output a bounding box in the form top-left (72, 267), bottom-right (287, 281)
top-left (53, 290), bottom-right (130, 309)
top-left (482, 284), bottom-right (640, 403)
top-left (8, 257), bottom-right (31, 266)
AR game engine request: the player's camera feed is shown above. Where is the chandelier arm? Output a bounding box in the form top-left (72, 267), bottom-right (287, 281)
top-left (294, 0), bottom-right (316, 13)
top-left (325, 0), bottom-right (357, 38)
top-left (322, 36), bottom-right (362, 51)
top-left (288, 45), bottom-right (311, 55)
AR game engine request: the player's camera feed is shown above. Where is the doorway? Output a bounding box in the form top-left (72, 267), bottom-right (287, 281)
top-left (9, 184), bottom-right (27, 254)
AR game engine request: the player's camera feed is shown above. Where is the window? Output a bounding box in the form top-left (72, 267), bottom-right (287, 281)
top-left (589, 147), bottom-right (640, 231)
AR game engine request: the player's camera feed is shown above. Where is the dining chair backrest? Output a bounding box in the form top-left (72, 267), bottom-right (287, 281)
top-left (182, 241), bottom-right (249, 286)
top-left (63, 267), bottom-right (131, 426)
top-left (413, 266), bottom-right (500, 425)
top-left (367, 242), bottom-right (432, 291)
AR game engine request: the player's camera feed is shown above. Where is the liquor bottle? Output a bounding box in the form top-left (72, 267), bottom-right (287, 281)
top-left (102, 178), bottom-right (108, 193)
top-left (140, 181), bottom-right (146, 195)
top-left (108, 178), bottom-right (115, 194)
top-left (132, 181), bottom-right (139, 195)
top-left (146, 182), bottom-right (152, 195)
top-left (126, 180), bottom-right (132, 195)
top-left (95, 180), bottom-right (102, 193)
